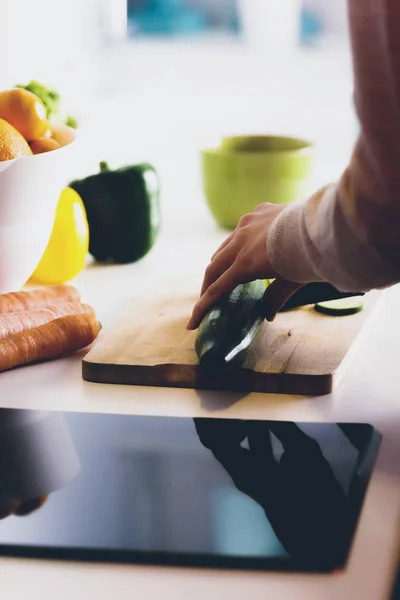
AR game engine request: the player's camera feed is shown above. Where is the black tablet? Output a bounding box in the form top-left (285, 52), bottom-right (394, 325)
top-left (0, 408), bottom-right (381, 573)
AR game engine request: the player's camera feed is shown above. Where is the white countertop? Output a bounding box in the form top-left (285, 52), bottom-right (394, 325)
top-left (1, 37), bottom-right (399, 600)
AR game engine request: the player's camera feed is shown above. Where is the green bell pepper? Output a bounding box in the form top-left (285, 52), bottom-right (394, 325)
top-left (69, 161), bottom-right (161, 264)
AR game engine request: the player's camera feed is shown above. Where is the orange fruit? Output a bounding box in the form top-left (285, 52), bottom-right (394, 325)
top-left (42, 125), bottom-right (52, 138)
top-left (0, 88), bottom-right (49, 141)
top-left (0, 118), bottom-right (32, 161)
top-left (50, 123), bottom-right (74, 147)
top-left (30, 137), bottom-right (60, 155)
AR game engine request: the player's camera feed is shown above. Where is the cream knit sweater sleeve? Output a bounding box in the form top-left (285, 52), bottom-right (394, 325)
top-left (267, 0), bottom-right (400, 292)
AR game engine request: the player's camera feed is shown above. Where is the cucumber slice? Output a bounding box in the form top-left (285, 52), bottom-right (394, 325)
top-left (314, 296), bottom-right (364, 316)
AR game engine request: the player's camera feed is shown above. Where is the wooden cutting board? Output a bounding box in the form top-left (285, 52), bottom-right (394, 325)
top-left (82, 291), bottom-right (383, 396)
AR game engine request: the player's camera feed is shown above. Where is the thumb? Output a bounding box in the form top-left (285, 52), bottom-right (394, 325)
top-left (263, 279), bottom-right (304, 322)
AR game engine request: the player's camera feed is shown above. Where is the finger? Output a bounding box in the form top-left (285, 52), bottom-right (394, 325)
top-left (187, 264), bottom-right (244, 330)
top-left (210, 213), bottom-right (251, 262)
top-left (263, 279), bottom-right (304, 322)
top-left (14, 495), bottom-right (49, 516)
top-left (211, 232), bottom-right (235, 261)
top-left (253, 202), bottom-right (269, 213)
top-left (200, 240), bottom-right (238, 296)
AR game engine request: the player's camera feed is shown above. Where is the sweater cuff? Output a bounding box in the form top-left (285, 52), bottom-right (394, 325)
top-left (267, 201), bottom-right (323, 283)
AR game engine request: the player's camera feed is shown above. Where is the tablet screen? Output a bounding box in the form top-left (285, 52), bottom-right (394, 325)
top-left (0, 408), bottom-right (381, 572)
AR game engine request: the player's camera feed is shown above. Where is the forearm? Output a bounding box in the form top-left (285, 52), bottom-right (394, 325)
top-left (267, 0), bottom-right (400, 292)
top-left (267, 161), bottom-right (400, 292)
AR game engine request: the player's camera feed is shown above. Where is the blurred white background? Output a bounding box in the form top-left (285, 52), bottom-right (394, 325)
top-left (0, 0), bottom-right (356, 214)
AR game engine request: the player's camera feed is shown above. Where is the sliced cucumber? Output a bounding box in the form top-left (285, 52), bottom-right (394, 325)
top-left (314, 296), bottom-right (364, 316)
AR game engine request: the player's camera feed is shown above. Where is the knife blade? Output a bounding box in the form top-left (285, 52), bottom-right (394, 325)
top-left (278, 282), bottom-right (365, 312)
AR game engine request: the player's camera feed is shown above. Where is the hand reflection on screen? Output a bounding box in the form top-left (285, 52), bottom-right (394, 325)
top-left (194, 419), bottom-right (348, 566)
top-left (0, 409), bottom-right (81, 522)
top-left (0, 494), bottom-right (49, 521)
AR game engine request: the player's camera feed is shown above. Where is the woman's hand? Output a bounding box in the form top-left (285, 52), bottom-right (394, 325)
top-left (0, 495), bottom-right (49, 520)
top-left (187, 203), bottom-right (303, 330)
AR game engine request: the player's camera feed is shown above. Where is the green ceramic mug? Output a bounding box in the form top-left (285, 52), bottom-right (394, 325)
top-left (201, 135), bottom-right (314, 230)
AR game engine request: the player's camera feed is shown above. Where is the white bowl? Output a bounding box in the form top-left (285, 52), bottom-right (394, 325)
top-left (0, 126), bottom-right (77, 293)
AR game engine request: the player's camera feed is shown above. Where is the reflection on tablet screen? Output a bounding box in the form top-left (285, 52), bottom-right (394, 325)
top-left (0, 408), bottom-right (381, 573)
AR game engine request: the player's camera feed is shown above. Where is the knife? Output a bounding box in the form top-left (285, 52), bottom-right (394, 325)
top-left (195, 281), bottom-right (365, 374)
top-left (279, 282), bottom-right (365, 312)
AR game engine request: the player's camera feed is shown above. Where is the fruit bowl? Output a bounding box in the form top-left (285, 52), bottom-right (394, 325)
top-left (0, 125), bottom-right (77, 293)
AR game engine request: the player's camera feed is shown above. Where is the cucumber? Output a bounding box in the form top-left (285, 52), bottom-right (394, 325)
top-left (314, 296), bottom-right (364, 316)
top-left (195, 279), bottom-right (268, 373)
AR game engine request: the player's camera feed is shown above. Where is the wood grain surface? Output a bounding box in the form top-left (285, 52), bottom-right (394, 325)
top-left (82, 291), bottom-right (383, 395)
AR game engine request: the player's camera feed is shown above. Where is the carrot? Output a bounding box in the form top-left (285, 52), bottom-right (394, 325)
top-left (0, 302), bottom-right (95, 340)
top-left (0, 313), bottom-right (100, 372)
top-left (0, 285), bottom-right (81, 314)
